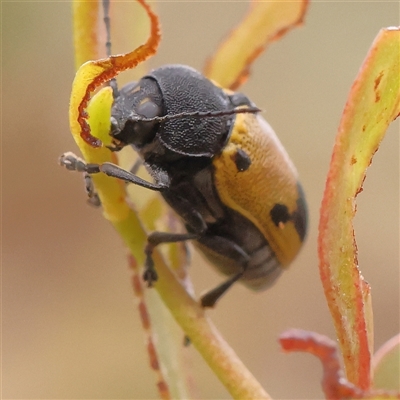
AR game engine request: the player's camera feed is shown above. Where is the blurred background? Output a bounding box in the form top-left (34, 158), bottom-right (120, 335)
top-left (3, 1), bottom-right (399, 399)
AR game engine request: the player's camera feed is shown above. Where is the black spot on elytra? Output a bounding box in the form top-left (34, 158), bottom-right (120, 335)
top-left (293, 183), bottom-right (307, 242)
top-left (232, 148), bottom-right (251, 172)
top-left (270, 183), bottom-right (308, 242)
top-left (270, 204), bottom-right (290, 226)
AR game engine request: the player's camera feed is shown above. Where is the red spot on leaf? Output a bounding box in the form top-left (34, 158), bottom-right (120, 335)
top-left (374, 70), bottom-right (384, 90)
top-left (132, 274), bottom-right (143, 297)
top-left (374, 70), bottom-right (384, 103)
top-left (157, 381), bottom-right (170, 400)
top-left (128, 254), bottom-right (138, 271)
top-left (139, 301), bottom-right (151, 330)
top-left (147, 339), bottom-right (160, 370)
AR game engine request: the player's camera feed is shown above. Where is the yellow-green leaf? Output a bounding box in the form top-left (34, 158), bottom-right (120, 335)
top-left (68, 1), bottom-right (273, 398)
top-left (69, 0), bottom-right (161, 148)
top-left (204, 0), bottom-right (308, 89)
top-left (373, 334), bottom-right (400, 391)
top-left (72, 1), bottom-right (100, 70)
top-left (318, 27), bottom-right (400, 390)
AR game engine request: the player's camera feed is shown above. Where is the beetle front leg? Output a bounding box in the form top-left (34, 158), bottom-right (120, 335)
top-left (84, 173), bottom-right (102, 207)
top-left (59, 151), bottom-right (168, 191)
top-left (59, 152), bottom-right (101, 206)
top-left (60, 153), bottom-right (147, 207)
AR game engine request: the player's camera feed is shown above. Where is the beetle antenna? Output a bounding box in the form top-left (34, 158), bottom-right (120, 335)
top-left (135, 106), bottom-right (261, 123)
top-left (103, 0), bottom-right (119, 98)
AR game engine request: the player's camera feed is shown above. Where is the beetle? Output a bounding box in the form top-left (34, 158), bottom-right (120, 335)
top-left (61, 0), bottom-right (307, 308)
top-left (61, 63), bottom-right (307, 308)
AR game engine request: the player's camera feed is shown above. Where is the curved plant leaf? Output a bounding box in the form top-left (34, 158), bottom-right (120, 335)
top-left (373, 334), bottom-right (400, 391)
top-left (204, 0), bottom-right (309, 90)
top-left (318, 27), bottom-right (400, 390)
top-left (68, 1), bottom-right (275, 398)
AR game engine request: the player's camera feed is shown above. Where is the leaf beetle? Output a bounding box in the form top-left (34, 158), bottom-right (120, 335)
top-left (61, 0), bottom-right (307, 308)
top-left (62, 63), bottom-right (307, 308)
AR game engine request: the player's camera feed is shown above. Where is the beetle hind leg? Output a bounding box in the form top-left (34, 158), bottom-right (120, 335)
top-left (196, 235), bottom-right (251, 307)
top-left (143, 230), bottom-right (248, 308)
top-left (200, 270), bottom-right (245, 308)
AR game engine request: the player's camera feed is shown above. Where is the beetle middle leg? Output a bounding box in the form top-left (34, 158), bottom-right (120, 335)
top-left (143, 194), bottom-right (207, 285)
top-left (144, 231), bottom-right (200, 284)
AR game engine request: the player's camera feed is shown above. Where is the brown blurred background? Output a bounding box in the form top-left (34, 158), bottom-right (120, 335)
top-left (3, 1), bottom-right (399, 399)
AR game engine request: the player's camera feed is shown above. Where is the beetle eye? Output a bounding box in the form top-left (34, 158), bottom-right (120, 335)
top-left (136, 99), bottom-right (162, 119)
top-left (110, 116), bottom-right (120, 137)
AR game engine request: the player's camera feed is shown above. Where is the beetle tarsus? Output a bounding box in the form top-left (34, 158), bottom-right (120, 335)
top-left (183, 335), bottom-right (191, 347)
top-left (84, 173), bottom-right (101, 207)
top-left (143, 249), bottom-right (158, 286)
top-left (59, 152), bottom-right (87, 172)
top-left (59, 152), bottom-right (102, 206)
top-left (143, 268), bottom-right (158, 286)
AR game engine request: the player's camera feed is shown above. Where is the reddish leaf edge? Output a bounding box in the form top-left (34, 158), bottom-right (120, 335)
top-left (280, 329), bottom-right (400, 400)
top-left (129, 254), bottom-right (171, 400)
top-left (76, 0), bottom-right (160, 147)
top-left (204, 0), bottom-right (309, 90)
top-left (281, 27), bottom-right (400, 399)
top-left (229, 0), bottom-right (309, 90)
top-left (317, 26), bottom-right (400, 389)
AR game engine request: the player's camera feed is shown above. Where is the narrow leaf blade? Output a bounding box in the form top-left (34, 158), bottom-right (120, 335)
top-left (204, 0), bottom-right (308, 89)
top-left (318, 27), bottom-right (400, 389)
